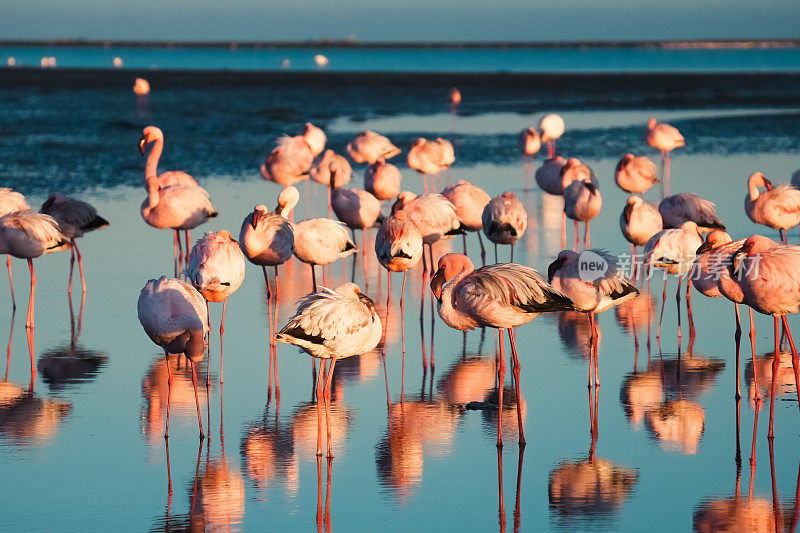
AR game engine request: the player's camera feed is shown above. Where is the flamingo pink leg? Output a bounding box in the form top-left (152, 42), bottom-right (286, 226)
top-left (316, 359), bottom-right (325, 456)
top-left (573, 220), bottom-right (580, 252)
top-left (548, 140), bottom-right (555, 159)
top-left (780, 315), bottom-right (800, 413)
top-left (173, 230), bottom-right (180, 277)
top-left (657, 274), bottom-right (667, 339)
top-left (400, 270), bottom-right (407, 402)
top-left (325, 358), bottom-right (337, 458)
top-left (750, 308), bottom-right (760, 400)
top-left (263, 267), bottom-right (273, 400)
top-left (25, 258), bottom-right (36, 386)
top-left (219, 298), bottom-right (227, 384)
top-left (68, 242), bottom-right (75, 296)
top-left (274, 266), bottom-right (280, 401)
top-left (477, 232), bottom-right (487, 266)
top-left (72, 238), bottom-right (86, 293)
top-left (6, 255), bottom-right (15, 311)
top-left (561, 211), bottom-right (567, 250)
top-left (164, 351), bottom-right (172, 438)
top-left (768, 316), bottom-right (780, 439)
top-left (734, 303), bottom-right (742, 399)
top-left (497, 328), bottom-right (506, 448)
top-left (189, 360), bottom-right (204, 439)
top-left (507, 329), bottom-right (526, 446)
top-left (584, 221), bottom-right (591, 250)
top-left (676, 273), bottom-right (683, 341)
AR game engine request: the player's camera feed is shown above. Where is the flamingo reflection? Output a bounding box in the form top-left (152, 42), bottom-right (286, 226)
top-left (0, 382), bottom-right (71, 445)
top-left (240, 404), bottom-right (299, 498)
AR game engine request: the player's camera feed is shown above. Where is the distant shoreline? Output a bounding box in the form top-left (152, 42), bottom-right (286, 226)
top-left (2, 38), bottom-right (799, 50)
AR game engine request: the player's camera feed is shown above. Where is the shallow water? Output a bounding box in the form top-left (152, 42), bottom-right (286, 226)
top-left (2, 72), bottom-right (800, 531)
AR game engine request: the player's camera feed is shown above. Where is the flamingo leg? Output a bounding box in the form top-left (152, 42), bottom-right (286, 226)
top-left (462, 234), bottom-right (468, 255)
top-left (25, 258), bottom-right (36, 385)
top-left (325, 358), bottom-right (337, 458)
top-left (548, 139), bottom-right (555, 159)
top-left (189, 359), bottom-right (204, 439)
top-left (316, 359), bottom-right (325, 456)
top-left (508, 329), bottom-right (526, 446)
top-left (584, 221), bottom-right (590, 250)
top-left (73, 238), bottom-right (86, 293)
top-left (205, 300), bottom-right (211, 389)
top-left (779, 315), bottom-right (800, 413)
top-left (734, 303), bottom-right (742, 400)
top-left (497, 328), bottom-right (506, 448)
top-left (173, 230), bottom-right (179, 278)
top-left (163, 351), bottom-right (173, 438)
top-left (176, 231), bottom-right (184, 277)
top-left (768, 316), bottom-right (780, 439)
top-left (68, 241), bottom-right (75, 296)
top-left (750, 308), bottom-right (760, 400)
top-left (423, 174), bottom-right (429, 195)
top-left (219, 298), bottom-right (226, 384)
top-left (185, 230), bottom-right (191, 260)
top-left (494, 243), bottom-right (498, 264)
top-left (510, 243), bottom-right (514, 263)
top-left (497, 447), bottom-right (506, 531)
top-left (477, 232), bottom-right (487, 266)
top-left (274, 266), bottom-right (281, 401)
top-left (6, 255), bottom-right (15, 311)
top-left (264, 267), bottom-right (273, 400)
top-left (657, 274), bottom-right (667, 339)
top-left (589, 312), bottom-right (600, 386)
top-left (401, 270), bottom-right (407, 403)
top-left (311, 264), bottom-right (317, 293)
top-left (362, 230), bottom-right (368, 289)
top-left (676, 273), bottom-right (683, 341)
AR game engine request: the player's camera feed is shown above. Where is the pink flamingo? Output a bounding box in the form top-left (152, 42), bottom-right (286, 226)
top-left (643, 221), bottom-right (703, 340)
top-left (535, 156), bottom-right (568, 195)
top-left (303, 123), bottom-right (327, 157)
top-left (0, 210), bottom-right (67, 385)
top-left (442, 179), bottom-right (491, 264)
top-left (659, 193), bottom-right (725, 233)
top-left (139, 126), bottom-right (198, 188)
top-left (548, 249), bottom-right (639, 387)
top-left (185, 230), bottom-right (246, 385)
top-left (375, 209), bottom-right (423, 396)
top-left (277, 283), bottom-right (382, 457)
top-left (482, 192), bottom-right (527, 262)
top-left (744, 172), bottom-right (800, 244)
top-left (141, 177), bottom-right (218, 276)
top-left (563, 174), bottom-right (602, 251)
top-left (310, 149), bottom-right (353, 214)
top-left (239, 187), bottom-right (297, 400)
top-left (330, 170), bottom-right (382, 278)
top-left (518, 128), bottom-right (542, 160)
top-left (620, 196), bottom-right (663, 278)
top-left (430, 253), bottom-right (574, 446)
top-left (364, 158), bottom-right (402, 201)
top-left (40, 194), bottom-right (109, 295)
top-left (391, 191), bottom-right (463, 273)
top-left (538, 114), bottom-right (565, 158)
top-left (137, 276), bottom-right (208, 438)
top-left (407, 138), bottom-right (455, 194)
top-left (733, 235), bottom-right (800, 437)
top-left (693, 230), bottom-right (752, 398)
top-left (0, 188), bottom-right (30, 310)
top-left (293, 217), bottom-right (356, 292)
top-left (347, 131), bottom-right (400, 165)
top-left (261, 135), bottom-right (314, 187)
top-left (614, 154), bottom-right (658, 197)
top-left (448, 87), bottom-right (461, 113)
top-left (645, 118), bottom-right (684, 196)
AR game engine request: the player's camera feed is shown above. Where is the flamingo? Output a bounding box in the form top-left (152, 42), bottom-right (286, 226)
top-left (538, 114), bottom-right (565, 158)
top-left (659, 193), bottom-right (725, 233)
top-left (448, 87), bottom-right (461, 113)
top-left (430, 253), bottom-right (574, 446)
top-left (535, 156), bottom-right (568, 195)
top-left (293, 215), bottom-right (356, 292)
top-left (407, 138), bottom-right (455, 194)
top-left (548, 249), bottom-right (639, 387)
top-left (185, 230), bottom-right (246, 384)
top-left (693, 230), bottom-right (752, 398)
top-left (732, 235), bottom-right (800, 437)
top-left (141, 176), bottom-right (218, 276)
top-left (643, 221), bottom-right (703, 340)
top-left (563, 174), bottom-right (602, 251)
top-left (133, 79), bottom-right (150, 114)
top-left (481, 192), bottom-right (527, 262)
top-left (239, 187), bottom-right (296, 399)
top-left (260, 135), bottom-right (314, 187)
top-left (364, 158), bottom-right (402, 201)
top-left (303, 123), bottom-right (327, 157)
top-left (330, 169), bottom-right (382, 275)
top-left (391, 191), bottom-right (463, 273)
top-left (139, 126), bottom-right (198, 188)
top-left (620, 196), bottom-right (663, 278)
top-left (441, 179), bottom-right (491, 264)
top-left (518, 128), bottom-right (542, 160)
top-left (744, 172), bottom-right (800, 244)
top-left (137, 276), bottom-right (208, 438)
top-left (40, 194), bottom-right (109, 294)
top-left (375, 209), bottom-right (423, 394)
top-left (614, 154), bottom-right (658, 196)
top-left (277, 283), bottom-right (382, 457)
top-left (346, 131), bottom-right (400, 164)
top-left (645, 118), bottom-right (684, 196)
top-left (310, 149), bottom-right (353, 214)
top-left (0, 188), bottom-right (30, 309)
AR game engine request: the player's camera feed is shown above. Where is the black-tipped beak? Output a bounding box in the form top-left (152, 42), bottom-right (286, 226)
top-left (763, 178), bottom-right (774, 190)
top-left (696, 240), bottom-right (713, 255)
top-left (430, 268), bottom-right (446, 302)
top-left (731, 243), bottom-right (752, 278)
top-left (547, 257), bottom-right (566, 283)
top-left (138, 135), bottom-right (147, 155)
top-left (251, 211), bottom-right (260, 229)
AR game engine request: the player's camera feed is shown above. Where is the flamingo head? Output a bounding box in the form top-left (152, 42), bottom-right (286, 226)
top-left (139, 126), bottom-right (163, 155)
top-left (616, 154), bottom-right (634, 173)
top-left (251, 205), bottom-right (269, 228)
top-left (547, 250), bottom-right (578, 283)
top-left (276, 186), bottom-right (299, 218)
top-left (697, 230), bottom-right (732, 254)
top-left (335, 283), bottom-right (376, 314)
top-left (184, 329), bottom-right (206, 363)
top-left (680, 221), bottom-right (701, 236)
top-left (748, 172), bottom-right (772, 191)
top-left (732, 234), bottom-right (778, 276)
top-left (391, 191), bottom-right (417, 214)
top-left (430, 253), bottom-right (474, 302)
top-left (647, 118), bottom-right (658, 130)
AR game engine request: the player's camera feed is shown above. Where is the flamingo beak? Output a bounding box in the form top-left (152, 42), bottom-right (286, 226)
top-left (763, 178), bottom-right (773, 190)
top-left (731, 242), bottom-right (752, 278)
top-left (138, 135), bottom-right (147, 155)
top-left (185, 330), bottom-right (206, 363)
top-left (251, 211), bottom-right (260, 229)
top-left (430, 269), bottom-right (446, 302)
top-left (547, 257), bottom-right (566, 283)
top-left (696, 240), bottom-right (713, 254)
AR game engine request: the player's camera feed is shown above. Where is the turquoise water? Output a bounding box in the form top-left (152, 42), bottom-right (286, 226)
top-left (3, 45), bottom-right (800, 72)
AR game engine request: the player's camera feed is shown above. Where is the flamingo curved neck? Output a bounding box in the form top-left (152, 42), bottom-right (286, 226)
top-left (748, 181), bottom-right (761, 201)
top-left (146, 137), bottom-right (163, 180)
top-left (438, 267), bottom-right (475, 329)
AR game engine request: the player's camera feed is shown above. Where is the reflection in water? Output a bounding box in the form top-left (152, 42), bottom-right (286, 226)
top-left (745, 351), bottom-right (797, 410)
top-left (240, 405), bottom-right (299, 499)
top-left (376, 399), bottom-right (461, 501)
top-left (437, 356), bottom-right (496, 405)
top-left (645, 399), bottom-right (705, 455)
top-left (291, 386), bottom-right (352, 458)
top-left (141, 354), bottom-right (209, 440)
top-left (0, 382), bottom-right (71, 444)
top-left (37, 345), bottom-right (107, 392)
top-left (480, 386), bottom-right (527, 442)
top-left (192, 454), bottom-right (246, 531)
top-left (557, 311), bottom-right (600, 360)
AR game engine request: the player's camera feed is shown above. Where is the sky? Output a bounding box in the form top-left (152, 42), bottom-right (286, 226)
top-left (2, 0), bottom-right (800, 42)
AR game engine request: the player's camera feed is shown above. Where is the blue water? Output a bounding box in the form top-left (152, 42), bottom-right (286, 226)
top-left (3, 45), bottom-right (800, 72)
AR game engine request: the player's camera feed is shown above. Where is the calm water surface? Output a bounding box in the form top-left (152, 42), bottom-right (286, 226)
top-left (1, 71), bottom-right (800, 531)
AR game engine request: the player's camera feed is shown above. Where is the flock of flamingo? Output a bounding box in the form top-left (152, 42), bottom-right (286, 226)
top-left (4, 86), bottom-right (800, 519)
